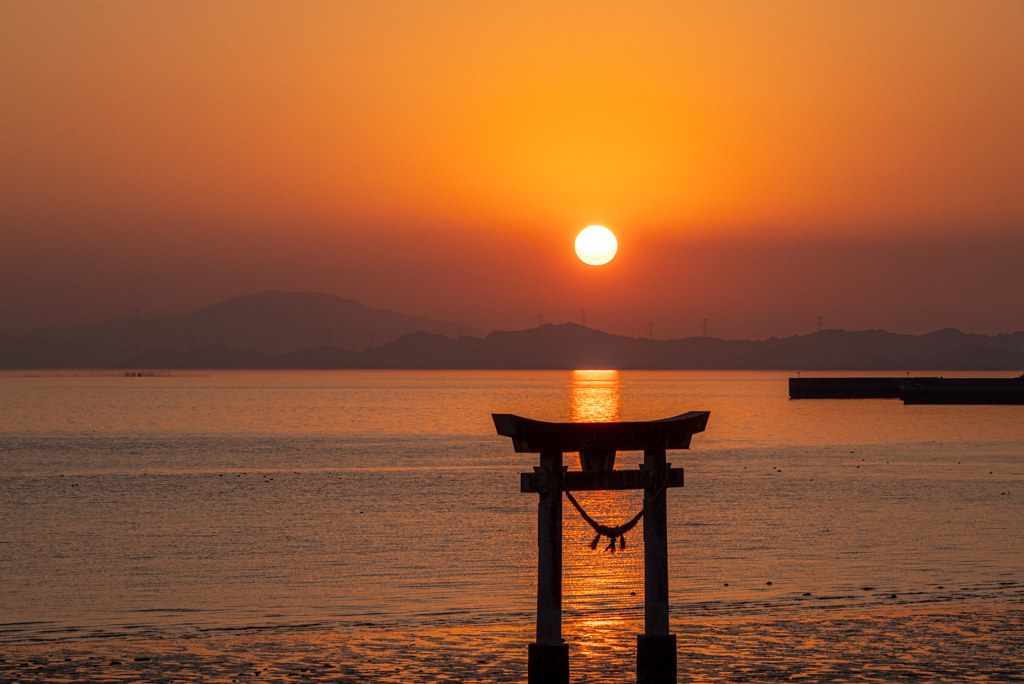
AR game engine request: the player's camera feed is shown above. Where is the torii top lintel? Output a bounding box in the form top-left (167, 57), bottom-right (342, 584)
top-left (492, 411), bottom-right (710, 453)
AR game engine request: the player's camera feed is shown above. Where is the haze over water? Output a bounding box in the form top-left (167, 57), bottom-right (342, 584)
top-left (1, 370), bottom-right (1022, 644)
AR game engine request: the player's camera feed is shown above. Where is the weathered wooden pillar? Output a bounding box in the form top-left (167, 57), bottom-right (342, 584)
top-left (638, 447), bottom-right (676, 684)
top-left (529, 451), bottom-right (569, 683)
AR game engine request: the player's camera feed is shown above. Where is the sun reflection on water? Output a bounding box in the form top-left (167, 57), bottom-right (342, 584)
top-left (563, 368), bottom-right (645, 644)
top-left (562, 487), bottom-right (645, 613)
top-left (568, 612), bottom-right (643, 663)
top-left (569, 369), bottom-right (621, 423)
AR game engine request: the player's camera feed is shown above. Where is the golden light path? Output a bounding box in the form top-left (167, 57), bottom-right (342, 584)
top-left (575, 225), bottom-right (618, 265)
top-left (569, 369), bottom-right (622, 423)
top-left (563, 368), bottom-right (643, 660)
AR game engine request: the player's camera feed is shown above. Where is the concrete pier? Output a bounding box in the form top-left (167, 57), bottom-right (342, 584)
top-left (789, 376), bottom-right (1024, 403)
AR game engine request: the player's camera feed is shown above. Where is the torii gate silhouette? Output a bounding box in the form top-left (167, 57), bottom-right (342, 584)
top-left (493, 410), bottom-right (710, 684)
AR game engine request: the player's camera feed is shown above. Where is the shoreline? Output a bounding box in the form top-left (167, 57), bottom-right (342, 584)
top-left (3, 602), bottom-right (1022, 683)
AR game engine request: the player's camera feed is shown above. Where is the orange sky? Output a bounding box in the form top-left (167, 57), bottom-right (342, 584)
top-left (2, 1), bottom-right (1024, 338)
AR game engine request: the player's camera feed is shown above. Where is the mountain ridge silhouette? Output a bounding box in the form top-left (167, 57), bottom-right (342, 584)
top-left (1, 290), bottom-right (479, 366)
top-left (3, 295), bottom-right (1024, 370)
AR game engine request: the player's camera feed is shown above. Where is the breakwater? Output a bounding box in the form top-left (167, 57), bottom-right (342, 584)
top-left (790, 376), bottom-right (1024, 404)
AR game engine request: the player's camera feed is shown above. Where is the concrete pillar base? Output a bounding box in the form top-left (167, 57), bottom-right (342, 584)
top-left (637, 633), bottom-right (676, 684)
top-left (528, 642), bottom-right (569, 684)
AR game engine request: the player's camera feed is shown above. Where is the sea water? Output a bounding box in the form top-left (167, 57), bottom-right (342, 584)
top-left (1, 370), bottom-right (1022, 643)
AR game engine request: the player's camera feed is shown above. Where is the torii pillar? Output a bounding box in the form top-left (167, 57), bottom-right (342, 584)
top-left (493, 410), bottom-right (710, 684)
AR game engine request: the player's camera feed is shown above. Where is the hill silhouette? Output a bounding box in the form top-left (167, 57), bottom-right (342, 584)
top-left (349, 325), bottom-right (1024, 371)
top-left (0, 291), bottom-right (478, 367)
top-left (4, 296), bottom-right (1024, 370)
top-left (10, 322), bottom-right (1021, 371)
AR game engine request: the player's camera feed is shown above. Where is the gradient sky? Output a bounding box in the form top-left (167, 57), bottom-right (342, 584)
top-left (2, 1), bottom-right (1023, 339)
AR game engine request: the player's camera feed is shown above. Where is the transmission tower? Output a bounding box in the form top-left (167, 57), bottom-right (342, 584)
top-left (817, 315), bottom-right (824, 333)
top-left (701, 318), bottom-right (709, 337)
top-left (647, 322), bottom-right (654, 339)
top-left (582, 310), bottom-right (587, 327)
top-left (538, 313), bottom-right (543, 327)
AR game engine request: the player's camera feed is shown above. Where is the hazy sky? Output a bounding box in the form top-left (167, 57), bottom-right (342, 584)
top-left (2, 1), bottom-right (1023, 338)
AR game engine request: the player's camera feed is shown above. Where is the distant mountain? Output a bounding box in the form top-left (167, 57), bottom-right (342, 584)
top-left (0, 291), bottom-right (480, 368)
top-left (132, 343), bottom-right (360, 370)
top-left (45, 323), bottom-right (1024, 371)
top-left (352, 325), bottom-right (1024, 371)
top-left (5, 302), bottom-right (1024, 370)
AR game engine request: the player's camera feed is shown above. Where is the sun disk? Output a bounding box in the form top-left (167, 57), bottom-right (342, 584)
top-left (575, 226), bottom-right (617, 265)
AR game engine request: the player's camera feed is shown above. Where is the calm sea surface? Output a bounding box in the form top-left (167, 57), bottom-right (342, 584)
top-left (1, 370), bottom-right (1022, 643)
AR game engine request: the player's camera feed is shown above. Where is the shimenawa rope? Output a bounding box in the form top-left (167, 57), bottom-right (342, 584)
top-left (545, 468), bottom-right (668, 553)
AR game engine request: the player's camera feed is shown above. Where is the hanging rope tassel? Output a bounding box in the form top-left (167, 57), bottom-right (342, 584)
top-left (546, 468), bottom-right (667, 554)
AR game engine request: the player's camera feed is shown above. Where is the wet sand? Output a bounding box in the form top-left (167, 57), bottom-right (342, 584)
top-left (3, 603), bottom-right (1021, 683)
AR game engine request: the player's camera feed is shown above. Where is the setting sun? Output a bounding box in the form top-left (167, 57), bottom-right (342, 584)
top-left (575, 225), bottom-right (618, 266)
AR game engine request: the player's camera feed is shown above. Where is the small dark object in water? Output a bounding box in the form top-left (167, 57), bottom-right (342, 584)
top-left (134, 657), bottom-right (150, 662)
top-left (724, 583), bottom-right (728, 587)
top-left (890, 594), bottom-right (897, 598)
top-left (766, 581), bottom-right (772, 586)
top-left (803, 592), bottom-right (811, 596)
top-left (862, 587), bottom-right (873, 591)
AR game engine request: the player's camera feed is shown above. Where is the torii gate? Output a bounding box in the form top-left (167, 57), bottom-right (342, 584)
top-left (493, 410), bottom-right (710, 684)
